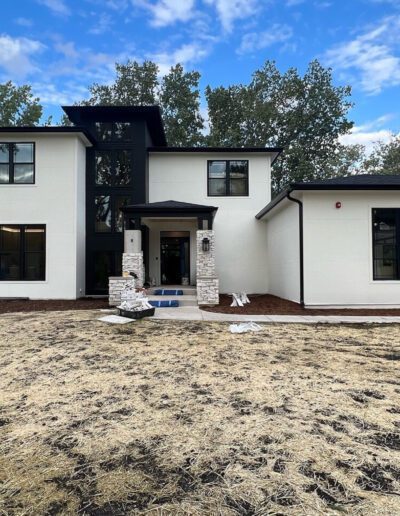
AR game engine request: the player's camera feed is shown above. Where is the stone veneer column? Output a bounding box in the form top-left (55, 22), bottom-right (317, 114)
top-left (196, 229), bottom-right (219, 305)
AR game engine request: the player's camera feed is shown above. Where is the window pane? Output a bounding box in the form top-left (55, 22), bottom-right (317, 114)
top-left (0, 164), bottom-right (9, 183)
top-left (0, 253), bottom-right (21, 280)
top-left (1, 226), bottom-right (21, 251)
top-left (115, 151), bottom-right (131, 186)
top-left (229, 160), bottom-right (248, 177)
top-left (95, 195), bottom-right (111, 232)
top-left (114, 122), bottom-right (131, 141)
top-left (209, 178), bottom-right (226, 196)
top-left (24, 253), bottom-right (45, 280)
top-left (95, 122), bottom-right (112, 141)
top-left (209, 161), bottom-right (226, 178)
top-left (25, 227), bottom-right (45, 252)
top-left (373, 209), bottom-right (397, 280)
top-left (115, 196), bottom-right (130, 232)
top-left (14, 143), bottom-right (33, 163)
top-left (230, 178), bottom-right (247, 195)
top-left (95, 152), bottom-right (112, 185)
top-left (14, 164), bottom-right (34, 183)
top-left (94, 252), bottom-right (112, 290)
top-left (0, 144), bottom-right (9, 163)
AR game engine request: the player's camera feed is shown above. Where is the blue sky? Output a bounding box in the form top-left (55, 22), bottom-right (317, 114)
top-left (0, 0), bottom-right (399, 150)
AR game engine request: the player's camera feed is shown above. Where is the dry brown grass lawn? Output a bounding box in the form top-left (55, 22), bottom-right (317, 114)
top-left (0, 311), bottom-right (400, 515)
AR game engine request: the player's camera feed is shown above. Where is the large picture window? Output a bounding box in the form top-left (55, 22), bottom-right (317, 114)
top-left (372, 208), bottom-right (400, 280)
top-left (0, 143), bottom-right (35, 184)
top-left (0, 225), bottom-right (45, 281)
top-left (208, 160), bottom-right (248, 196)
top-left (95, 150), bottom-right (132, 186)
top-left (95, 195), bottom-right (130, 233)
top-left (95, 122), bottom-right (132, 142)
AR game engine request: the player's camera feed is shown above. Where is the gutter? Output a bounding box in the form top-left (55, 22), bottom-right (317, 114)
top-left (286, 192), bottom-right (304, 307)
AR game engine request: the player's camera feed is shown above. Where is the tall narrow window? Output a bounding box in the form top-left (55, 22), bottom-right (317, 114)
top-left (373, 208), bottom-right (400, 280)
top-left (114, 151), bottom-right (131, 186)
top-left (208, 160), bottom-right (248, 196)
top-left (0, 225), bottom-right (45, 281)
top-left (95, 195), bottom-right (111, 232)
top-left (0, 143), bottom-right (35, 184)
top-left (95, 152), bottom-right (112, 186)
top-left (115, 196), bottom-right (130, 232)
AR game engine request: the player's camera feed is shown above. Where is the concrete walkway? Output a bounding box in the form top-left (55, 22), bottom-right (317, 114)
top-left (151, 306), bottom-right (400, 323)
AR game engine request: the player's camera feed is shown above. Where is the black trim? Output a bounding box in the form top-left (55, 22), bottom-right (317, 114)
top-left (0, 142), bottom-right (35, 185)
top-left (207, 159), bottom-right (249, 197)
top-left (372, 208), bottom-right (400, 281)
top-left (287, 193), bottom-right (304, 306)
top-left (0, 127), bottom-right (95, 145)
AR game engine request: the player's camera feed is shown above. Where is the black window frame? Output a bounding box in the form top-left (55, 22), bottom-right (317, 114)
top-left (0, 224), bottom-right (46, 281)
top-left (372, 208), bottom-right (400, 281)
top-left (207, 159), bottom-right (249, 197)
top-left (94, 194), bottom-right (131, 233)
top-left (0, 142), bottom-right (35, 185)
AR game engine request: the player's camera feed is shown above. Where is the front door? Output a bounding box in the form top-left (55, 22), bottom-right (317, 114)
top-left (160, 235), bottom-right (190, 285)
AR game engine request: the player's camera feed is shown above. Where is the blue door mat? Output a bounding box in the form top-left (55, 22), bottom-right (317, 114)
top-left (154, 289), bottom-right (183, 296)
top-left (149, 300), bottom-right (180, 308)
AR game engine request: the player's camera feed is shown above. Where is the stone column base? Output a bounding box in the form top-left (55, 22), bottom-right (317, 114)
top-left (109, 277), bottom-right (136, 306)
top-left (122, 252), bottom-right (144, 287)
top-left (197, 277), bottom-right (219, 305)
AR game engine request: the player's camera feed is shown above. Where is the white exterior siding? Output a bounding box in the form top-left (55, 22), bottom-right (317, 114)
top-left (0, 134), bottom-right (87, 299)
top-left (264, 199), bottom-right (300, 303)
top-left (303, 191), bottom-right (400, 307)
top-left (148, 152), bottom-right (272, 293)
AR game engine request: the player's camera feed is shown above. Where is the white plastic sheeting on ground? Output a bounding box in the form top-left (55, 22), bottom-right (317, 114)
top-left (98, 315), bottom-right (135, 324)
top-left (229, 322), bottom-right (262, 333)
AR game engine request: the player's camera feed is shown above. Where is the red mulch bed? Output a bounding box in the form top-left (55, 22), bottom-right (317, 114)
top-left (201, 294), bottom-right (400, 316)
top-left (0, 298), bottom-right (109, 314)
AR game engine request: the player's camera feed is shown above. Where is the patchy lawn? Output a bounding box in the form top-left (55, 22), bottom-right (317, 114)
top-left (0, 311), bottom-right (400, 515)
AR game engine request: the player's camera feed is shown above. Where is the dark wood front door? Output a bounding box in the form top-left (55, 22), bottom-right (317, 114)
top-left (160, 236), bottom-right (190, 285)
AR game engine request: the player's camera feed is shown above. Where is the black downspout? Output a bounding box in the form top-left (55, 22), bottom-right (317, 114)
top-left (286, 192), bottom-right (304, 307)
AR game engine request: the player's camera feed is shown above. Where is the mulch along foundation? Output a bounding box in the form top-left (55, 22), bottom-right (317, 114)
top-left (0, 298), bottom-right (108, 314)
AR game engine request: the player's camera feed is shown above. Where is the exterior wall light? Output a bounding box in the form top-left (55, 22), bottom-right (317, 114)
top-left (202, 237), bottom-right (210, 252)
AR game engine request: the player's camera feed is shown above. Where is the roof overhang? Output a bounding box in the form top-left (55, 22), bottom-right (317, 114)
top-left (0, 126), bottom-right (94, 146)
top-left (121, 200), bottom-right (218, 219)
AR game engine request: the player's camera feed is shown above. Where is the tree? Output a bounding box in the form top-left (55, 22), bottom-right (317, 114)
top-left (0, 81), bottom-right (43, 126)
top-left (206, 60), bottom-right (354, 194)
top-left (362, 136), bottom-right (400, 175)
top-left (160, 64), bottom-right (204, 146)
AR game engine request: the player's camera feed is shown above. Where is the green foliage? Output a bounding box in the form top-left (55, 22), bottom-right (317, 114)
top-left (0, 81), bottom-right (43, 126)
top-left (206, 60), bottom-right (354, 194)
top-left (160, 64), bottom-right (205, 146)
top-left (362, 136), bottom-right (400, 175)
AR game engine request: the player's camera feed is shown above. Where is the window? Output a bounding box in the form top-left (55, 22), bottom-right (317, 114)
top-left (0, 143), bottom-right (35, 184)
top-left (95, 195), bottom-right (131, 233)
top-left (0, 225), bottom-right (45, 281)
top-left (95, 150), bottom-right (132, 186)
top-left (373, 208), bottom-right (400, 280)
top-left (95, 122), bottom-right (132, 142)
top-left (208, 160), bottom-right (248, 196)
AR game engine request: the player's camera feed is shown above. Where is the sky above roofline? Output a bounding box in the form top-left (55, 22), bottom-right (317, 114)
top-left (1, 0), bottom-right (399, 151)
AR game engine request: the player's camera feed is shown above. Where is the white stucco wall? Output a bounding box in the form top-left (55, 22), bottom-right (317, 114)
top-left (303, 190), bottom-right (400, 307)
top-left (148, 152), bottom-right (273, 293)
top-left (0, 134), bottom-right (88, 299)
top-left (264, 199), bottom-right (300, 303)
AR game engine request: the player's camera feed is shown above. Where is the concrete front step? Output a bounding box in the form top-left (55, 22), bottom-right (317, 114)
top-left (147, 294), bottom-right (198, 307)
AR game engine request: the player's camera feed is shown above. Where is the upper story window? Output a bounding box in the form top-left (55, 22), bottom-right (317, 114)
top-left (95, 122), bottom-right (132, 142)
top-left (0, 225), bottom-right (45, 281)
top-left (0, 143), bottom-right (35, 184)
top-left (95, 150), bottom-right (131, 186)
top-left (208, 160), bottom-right (248, 196)
top-left (373, 208), bottom-right (400, 280)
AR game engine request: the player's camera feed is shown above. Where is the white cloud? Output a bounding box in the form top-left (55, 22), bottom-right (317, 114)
top-left (88, 13), bottom-right (113, 34)
top-left (286, 0), bottom-right (304, 6)
top-left (324, 16), bottom-right (400, 94)
top-left (339, 115), bottom-right (396, 154)
top-left (150, 42), bottom-right (210, 74)
top-left (133, 0), bottom-right (196, 27)
top-left (0, 35), bottom-right (45, 79)
top-left (203, 0), bottom-right (259, 32)
top-left (237, 24), bottom-right (293, 54)
top-left (37, 0), bottom-right (71, 16)
top-left (15, 17), bottom-right (33, 27)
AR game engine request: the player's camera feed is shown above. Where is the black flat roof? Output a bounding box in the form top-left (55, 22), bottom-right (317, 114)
top-left (121, 200), bottom-right (218, 213)
top-left (256, 174), bottom-right (400, 219)
top-left (0, 126), bottom-right (95, 144)
top-left (62, 105), bottom-right (167, 146)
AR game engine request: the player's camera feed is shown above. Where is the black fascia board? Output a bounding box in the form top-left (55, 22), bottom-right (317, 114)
top-left (0, 126), bottom-right (96, 144)
top-left (256, 182), bottom-right (400, 220)
top-left (62, 105), bottom-right (167, 146)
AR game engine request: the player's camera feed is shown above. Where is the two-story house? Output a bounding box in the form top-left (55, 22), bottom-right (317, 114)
top-left (1, 105), bottom-right (400, 308)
